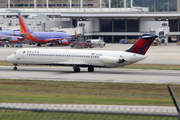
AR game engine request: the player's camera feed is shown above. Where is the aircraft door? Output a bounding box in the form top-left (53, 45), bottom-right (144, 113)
top-left (15, 50), bottom-right (24, 60)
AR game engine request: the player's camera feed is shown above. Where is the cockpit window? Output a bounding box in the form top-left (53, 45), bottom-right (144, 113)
top-left (14, 52), bottom-right (16, 54)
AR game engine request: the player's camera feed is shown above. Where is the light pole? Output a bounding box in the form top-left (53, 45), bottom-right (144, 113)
top-left (8, 0), bottom-right (10, 9)
top-left (168, 0), bottom-right (169, 12)
top-left (154, 0), bottom-right (156, 12)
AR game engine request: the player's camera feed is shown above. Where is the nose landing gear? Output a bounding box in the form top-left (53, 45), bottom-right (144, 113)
top-left (13, 66), bottom-right (17, 70)
top-left (13, 64), bottom-right (17, 70)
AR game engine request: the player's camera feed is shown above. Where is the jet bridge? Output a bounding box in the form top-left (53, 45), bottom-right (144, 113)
top-left (48, 27), bottom-right (83, 36)
top-left (140, 21), bottom-right (169, 46)
top-left (150, 22), bottom-right (169, 45)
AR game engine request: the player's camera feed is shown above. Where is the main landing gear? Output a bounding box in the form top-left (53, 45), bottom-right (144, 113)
top-left (88, 66), bottom-right (94, 72)
top-left (73, 66), bottom-right (94, 72)
top-left (74, 67), bottom-right (80, 72)
top-left (37, 43), bottom-right (41, 46)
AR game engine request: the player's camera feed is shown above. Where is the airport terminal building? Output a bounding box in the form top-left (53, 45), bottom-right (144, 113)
top-left (0, 0), bottom-right (180, 43)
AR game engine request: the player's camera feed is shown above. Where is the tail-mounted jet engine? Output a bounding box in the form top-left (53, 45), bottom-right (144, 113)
top-left (99, 56), bottom-right (125, 64)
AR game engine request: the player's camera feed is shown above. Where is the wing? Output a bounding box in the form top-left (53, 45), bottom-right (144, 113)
top-left (0, 36), bottom-right (24, 41)
top-left (0, 34), bottom-right (24, 41)
top-left (0, 36), bottom-right (9, 40)
top-left (6, 36), bottom-right (24, 39)
top-left (54, 61), bottom-right (89, 66)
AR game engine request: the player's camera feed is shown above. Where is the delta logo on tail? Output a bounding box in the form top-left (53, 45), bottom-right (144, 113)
top-left (18, 13), bottom-right (72, 46)
top-left (126, 34), bottom-right (158, 55)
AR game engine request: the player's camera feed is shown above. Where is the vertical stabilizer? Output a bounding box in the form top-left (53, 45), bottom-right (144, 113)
top-left (18, 13), bottom-right (31, 34)
top-left (125, 34), bottom-right (158, 55)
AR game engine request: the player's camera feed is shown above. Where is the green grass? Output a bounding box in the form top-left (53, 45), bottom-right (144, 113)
top-left (0, 110), bottom-right (176, 120)
top-left (0, 61), bottom-right (12, 66)
top-left (0, 79), bottom-right (179, 106)
top-left (1, 60), bottom-right (180, 70)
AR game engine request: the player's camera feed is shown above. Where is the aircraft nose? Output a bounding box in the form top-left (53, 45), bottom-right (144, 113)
top-left (7, 55), bottom-right (11, 62)
top-left (7, 54), bottom-right (16, 63)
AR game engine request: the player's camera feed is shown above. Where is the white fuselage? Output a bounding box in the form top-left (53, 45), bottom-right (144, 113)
top-left (7, 48), bottom-right (146, 68)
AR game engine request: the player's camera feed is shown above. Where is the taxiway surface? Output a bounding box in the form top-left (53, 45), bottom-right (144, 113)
top-left (1, 66), bottom-right (180, 84)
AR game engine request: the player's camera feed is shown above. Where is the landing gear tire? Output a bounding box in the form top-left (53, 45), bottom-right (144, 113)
top-left (74, 67), bottom-right (80, 72)
top-left (37, 43), bottom-right (41, 46)
top-left (88, 67), bottom-right (94, 72)
top-left (13, 66), bottom-right (17, 70)
top-left (50, 43), bottom-right (54, 46)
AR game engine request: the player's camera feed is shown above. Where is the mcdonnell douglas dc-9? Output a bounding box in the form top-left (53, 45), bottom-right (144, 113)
top-left (7, 34), bottom-right (157, 72)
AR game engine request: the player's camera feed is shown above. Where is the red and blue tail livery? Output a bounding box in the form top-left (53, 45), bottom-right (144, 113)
top-left (18, 13), bottom-right (72, 46)
top-left (126, 34), bottom-right (158, 55)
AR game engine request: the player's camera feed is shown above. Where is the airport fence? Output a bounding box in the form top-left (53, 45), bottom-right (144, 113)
top-left (0, 79), bottom-right (180, 120)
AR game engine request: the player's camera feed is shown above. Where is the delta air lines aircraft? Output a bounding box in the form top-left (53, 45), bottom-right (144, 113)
top-left (7, 34), bottom-right (157, 72)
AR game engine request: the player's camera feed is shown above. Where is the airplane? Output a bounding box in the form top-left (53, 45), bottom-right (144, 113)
top-left (7, 34), bottom-right (158, 72)
top-left (18, 13), bottom-right (72, 46)
top-left (0, 31), bottom-right (24, 42)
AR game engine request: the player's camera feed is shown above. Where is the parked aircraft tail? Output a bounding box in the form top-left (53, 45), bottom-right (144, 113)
top-left (126, 34), bottom-right (158, 55)
top-left (18, 13), bottom-right (32, 34)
